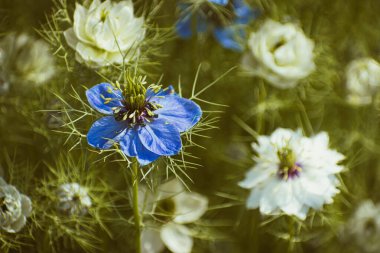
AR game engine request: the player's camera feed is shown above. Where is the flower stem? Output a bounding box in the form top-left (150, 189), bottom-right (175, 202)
top-left (132, 159), bottom-right (142, 253)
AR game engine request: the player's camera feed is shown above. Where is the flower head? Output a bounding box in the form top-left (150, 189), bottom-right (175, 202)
top-left (64, 0), bottom-right (145, 67)
top-left (345, 58), bottom-right (380, 105)
top-left (140, 179), bottom-right (208, 253)
top-left (0, 177), bottom-right (32, 233)
top-left (86, 80), bottom-right (202, 165)
top-left (0, 33), bottom-right (55, 91)
top-left (242, 19), bottom-right (315, 88)
top-left (345, 200), bottom-right (380, 252)
top-left (57, 183), bottom-right (92, 216)
top-left (176, 0), bottom-right (257, 51)
top-left (239, 128), bottom-right (344, 220)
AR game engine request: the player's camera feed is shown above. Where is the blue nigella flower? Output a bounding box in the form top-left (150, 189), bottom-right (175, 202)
top-left (86, 82), bottom-right (202, 165)
top-left (176, 0), bottom-right (257, 51)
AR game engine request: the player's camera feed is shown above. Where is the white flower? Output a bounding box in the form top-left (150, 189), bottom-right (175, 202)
top-left (0, 177), bottom-right (32, 233)
top-left (239, 128), bottom-right (344, 220)
top-left (345, 58), bottom-right (380, 105)
top-left (346, 200), bottom-right (380, 252)
top-left (57, 183), bottom-right (92, 216)
top-left (242, 19), bottom-right (315, 89)
top-left (64, 0), bottom-right (146, 67)
top-left (0, 33), bottom-right (55, 90)
top-left (140, 179), bottom-right (208, 253)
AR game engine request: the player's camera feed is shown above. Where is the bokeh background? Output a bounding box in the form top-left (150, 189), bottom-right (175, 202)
top-left (2, 0), bottom-right (380, 252)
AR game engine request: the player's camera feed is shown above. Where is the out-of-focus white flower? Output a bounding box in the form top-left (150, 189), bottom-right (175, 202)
top-left (345, 58), bottom-right (380, 105)
top-left (239, 128), bottom-right (344, 220)
top-left (64, 0), bottom-right (146, 67)
top-left (141, 179), bottom-right (208, 253)
top-left (242, 19), bottom-right (315, 89)
top-left (0, 33), bottom-right (56, 91)
top-left (346, 200), bottom-right (380, 252)
top-left (0, 177), bottom-right (32, 233)
top-left (57, 183), bottom-right (92, 216)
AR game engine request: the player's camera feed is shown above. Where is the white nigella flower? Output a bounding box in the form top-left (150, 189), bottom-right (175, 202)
top-left (64, 0), bottom-right (146, 67)
top-left (239, 128), bottom-right (344, 220)
top-left (140, 179), bottom-right (208, 253)
top-left (57, 183), bottom-right (92, 216)
top-left (0, 33), bottom-right (55, 91)
top-left (345, 58), bottom-right (380, 105)
top-left (242, 19), bottom-right (315, 89)
top-left (0, 177), bottom-right (32, 233)
top-left (346, 200), bottom-right (380, 252)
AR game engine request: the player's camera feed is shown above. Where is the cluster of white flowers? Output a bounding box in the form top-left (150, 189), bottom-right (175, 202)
top-left (345, 58), bottom-right (380, 106)
top-left (0, 177), bottom-right (32, 233)
top-left (242, 19), bottom-right (315, 89)
top-left (0, 33), bottom-right (56, 93)
top-left (239, 128), bottom-right (344, 220)
top-left (345, 200), bottom-right (380, 252)
top-left (64, 0), bottom-right (146, 67)
top-left (140, 179), bottom-right (208, 253)
top-left (57, 183), bottom-right (92, 216)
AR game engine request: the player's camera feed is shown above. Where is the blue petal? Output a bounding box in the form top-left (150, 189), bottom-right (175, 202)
top-left (176, 7), bottom-right (193, 38)
top-left (86, 83), bottom-right (123, 115)
top-left (120, 128), bottom-right (160, 165)
top-left (151, 96), bottom-right (202, 132)
top-left (233, 0), bottom-right (257, 24)
top-left (146, 85), bottom-right (176, 99)
top-left (208, 0), bottom-right (229, 5)
top-left (138, 118), bottom-right (182, 156)
top-left (213, 26), bottom-right (244, 51)
top-left (87, 116), bottom-right (127, 149)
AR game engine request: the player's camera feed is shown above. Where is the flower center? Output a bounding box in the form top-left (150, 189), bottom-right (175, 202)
top-left (277, 148), bottom-right (302, 180)
top-left (112, 80), bottom-right (162, 126)
top-left (200, 0), bottom-right (235, 27)
top-left (0, 197), bottom-right (8, 213)
top-left (113, 96), bottom-right (159, 126)
top-left (154, 198), bottom-right (176, 222)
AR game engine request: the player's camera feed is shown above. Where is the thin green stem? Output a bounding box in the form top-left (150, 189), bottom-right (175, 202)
top-left (132, 159), bottom-right (142, 253)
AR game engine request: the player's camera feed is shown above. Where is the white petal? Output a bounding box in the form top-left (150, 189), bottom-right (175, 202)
top-left (157, 179), bottom-right (185, 201)
top-left (0, 177), bottom-right (7, 186)
top-left (73, 3), bottom-right (92, 44)
top-left (64, 28), bottom-right (79, 49)
top-left (21, 195), bottom-right (32, 217)
top-left (160, 223), bottom-right (193, 253)
top-left (238, 168), bottom-right (272, 189)
top-left (173, 192), bottom-right (208, 224)
top-left (141, 228), bottom-right (165, 253)
top-left (246, 189), bottom-right (262, 209)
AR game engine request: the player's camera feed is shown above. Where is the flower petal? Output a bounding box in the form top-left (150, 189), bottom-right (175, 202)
top-left (86, 82), bottom-right (123, 115)
top-left (120, 128), bottom-right (161, 165)
top-left (173, 192), bottom-right (208, 224)
top-left (138, 119), bottom-right (182, 156)
top-left (234, 0), bottom-right (258, 24)
top-left (208, 0), bottom-right (229, 5)
top-left (176, 5), bottom-right (193, 38)
top-left (63, 28), bottom-right (79, 49)
top-left (21, 195), bottom-right (32, 217)
top-left (141, 228), bottom-right (165, 253)
top-left (157, 179), bottom-right (185, 201)
top-left (8, 216), bottom-right (26, 233)
top-left (160, 223), bottom-right (193, 253)
top-left (151, 96), bottom-right (202, 132)
top-left (214, 27), bottom-right (244, 52)
top-left (87, 116), bottom-right (127, 149)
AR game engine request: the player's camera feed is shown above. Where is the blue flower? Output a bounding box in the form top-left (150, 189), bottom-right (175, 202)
top-left (86, 82), bottom-right (202, 165)
top-left (176, 0), bottom-right (258, 51)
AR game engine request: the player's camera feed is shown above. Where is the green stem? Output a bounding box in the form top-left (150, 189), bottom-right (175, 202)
top-left (132, 159), bottom-right (142, 253)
